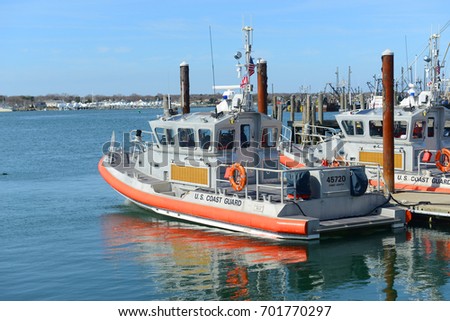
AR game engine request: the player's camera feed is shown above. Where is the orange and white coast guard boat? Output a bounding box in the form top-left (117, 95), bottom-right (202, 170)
top-left (99, 26), bottom-right (406, 240)
top-left (284, 33), bottom-right (450, 194)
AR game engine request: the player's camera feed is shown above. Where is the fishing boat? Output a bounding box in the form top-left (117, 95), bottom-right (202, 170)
top-left (0, 105), bottom-right (12, 112)
top-left (99, 26), bottom-right (406, 240)
top-left (284, 32), bottom-right (450, 194)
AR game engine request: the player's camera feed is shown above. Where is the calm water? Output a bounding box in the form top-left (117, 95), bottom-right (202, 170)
top-left (1, 109), bottom-right (449, 301)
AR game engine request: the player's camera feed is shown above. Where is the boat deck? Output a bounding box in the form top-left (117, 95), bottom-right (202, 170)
top-left (317, 214), bottom-right (403, 232)
top-left (110, 157), bottom-right (292, 202)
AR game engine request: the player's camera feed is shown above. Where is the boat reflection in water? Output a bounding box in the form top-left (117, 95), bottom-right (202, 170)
top-left (100, 204), bottom-right (449, 301)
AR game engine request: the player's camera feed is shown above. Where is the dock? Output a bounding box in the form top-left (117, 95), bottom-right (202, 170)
top-left (390, 191), bottom-right (450, 220)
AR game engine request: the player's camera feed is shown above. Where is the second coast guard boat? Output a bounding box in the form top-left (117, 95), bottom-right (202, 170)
top-left (284, 32), bottom-right (450, 194)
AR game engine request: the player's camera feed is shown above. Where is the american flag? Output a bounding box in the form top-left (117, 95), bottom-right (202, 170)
top-left (240, 76), bottom-right (248, 88)
top-left (435, 61), bottom-right (441, 75)
top-left (248, 57), bottom-right (255, 76)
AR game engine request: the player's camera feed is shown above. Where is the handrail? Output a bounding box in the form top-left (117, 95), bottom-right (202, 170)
top-left (128, 129), bottom-right (156, 161)
top-left (216, 164), bottom-right (288, 203)
top-left (216, 163), bottom-right (367, 203)
top-left (297, 124), bottom-right (341, 144)
top-left (329, 159), bottom-right (383, 192)
top-left (130, 129), bottom-right (156, 148)
top-left (280, 125), bottom-right (292, 152)
top-left (417, 149), bottom-right (439, 174)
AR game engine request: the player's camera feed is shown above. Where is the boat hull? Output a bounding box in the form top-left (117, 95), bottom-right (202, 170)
top-left (98, 157), bottom-right (319, 240)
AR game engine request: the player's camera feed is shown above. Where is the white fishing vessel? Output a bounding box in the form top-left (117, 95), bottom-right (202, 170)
top-left (284, 32), bottom-right (450, 194)
top-left (0, 105), bottom-right (12, 112)
top-left (99, 26), bottom-right (406, 240)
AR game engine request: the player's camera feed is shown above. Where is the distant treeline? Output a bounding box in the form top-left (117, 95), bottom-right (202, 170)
top-left (1, 93), bottom-right (220, 109)
top-left (1, 92), bottom-right (306, 109)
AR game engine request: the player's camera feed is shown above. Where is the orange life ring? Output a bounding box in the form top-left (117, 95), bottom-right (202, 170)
top-left (435, 148), bottom-right (450, 173)
top-left (228, 163), bottom-right (247, 191)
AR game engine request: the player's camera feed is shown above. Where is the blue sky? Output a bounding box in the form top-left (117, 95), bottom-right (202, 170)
top-left (1, 0), bottom-right (449, 96)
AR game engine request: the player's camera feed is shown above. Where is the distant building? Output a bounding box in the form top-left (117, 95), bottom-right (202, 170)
top-left (35, 101), bottom-right (47, 110)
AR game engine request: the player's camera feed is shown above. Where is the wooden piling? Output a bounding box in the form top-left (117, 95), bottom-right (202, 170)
top-left (290, 95), bottom-right (296, 142)
top-left (290, 95), bottom-right (295, 121)
top-left (180, 61), bottom-right (190, 114)
top-left (318, 93), bottom-right (324, 125)
top-left (257, 59), bottom-right (268, 115)
top-left (305, 95), bottom-right (310, 124)
top-left (359, 93), bottom-right (365, 109)
top-left (163, 95), bottom-right (170, 117)
top-left (301, 96), bottom-right (307, 124)
top-left (277, 97), bottom-right (283, 122)
top-left (272, 95), bottom-right (277, 119)
top-left (309, 95), bottom-right (315, 126)
top-left (382, 49), bottom-right (395, 194)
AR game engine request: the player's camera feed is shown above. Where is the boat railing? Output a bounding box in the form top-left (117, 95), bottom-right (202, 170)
top-left (128, 129), bottom-right (156, 162)
top-left (129, 129), bottom-right (156, 149)
top-left (280, 125), bottom-right (292, 152)
top-left (214, 164), bottom-right (294, 203)
top-left (295, 124), bottom-right (341, 144)
top-left (417, 149), bottom-right (440, 174)
top-left (215, 163), bottom-right (368, 203)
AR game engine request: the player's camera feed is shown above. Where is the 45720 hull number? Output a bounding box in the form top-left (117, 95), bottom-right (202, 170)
top-left (260, 305), bottom-right (331, 317)
top-left (326, 175), bottom-right (346, 184)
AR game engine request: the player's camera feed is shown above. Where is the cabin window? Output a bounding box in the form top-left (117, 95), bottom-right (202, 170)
top-left (240, 124), bottom-right (251, 147)
top-left (355, 121), bottom-right (364, 135)
top-left (166, 128), bottom-right (175, 145)
top-left (412, 120), bottom-right (425, 139)
top-left (155, 128), bottom-right (164, 144)
top-left (155, 127), bottom-right (174, 145)
top-left (427, 118), bottom-right (435, 137)
top-left (342, 120), bottom-right (354, 135)
top-left (369, 120), bottom-right (408, 139)
top-left (369, 120), bottom-right (383, 137)
top-left (198, 129), bottom-right (211, 149)
top-left (178, 128), bottom-right (195, 147)
top-left (393, 121), bottom-right (408, 139)
top-left (342, 120), bottom-right (364, 135)
top-left (261, 128), bottom-right (278, 148)
top-left (218, 129), bottom-right (235, 150)
top-left (444, 120), bottom-right (450, 137)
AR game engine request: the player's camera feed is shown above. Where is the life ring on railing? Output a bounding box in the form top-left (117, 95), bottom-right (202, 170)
top-left (435, 148), bottom-right (450, 173)
top-left (228, 163), bottom-right (247, 191)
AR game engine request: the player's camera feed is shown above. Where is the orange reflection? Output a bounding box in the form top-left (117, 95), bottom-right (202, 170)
top-left (417, 230), bottom-right (450, 278)
top-left (101, 213), bottom-right (309, 300)
top-left (227, 266), bottom-right (250, 300)
top-left (102, 213), bottom-right (308, 265)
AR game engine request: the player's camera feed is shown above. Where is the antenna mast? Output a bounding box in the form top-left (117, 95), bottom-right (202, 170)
top-left (242, 26), bottom-right (254, 111)
top-left (209, 26), bottom-right (216, 94)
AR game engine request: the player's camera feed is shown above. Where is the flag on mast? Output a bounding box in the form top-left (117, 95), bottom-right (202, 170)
top-left (240, 76), bottom-right (249, 88)
top-left (248, 57), bottom-right (255, 76)
top-left (436, 60), bottom-right (441, 75)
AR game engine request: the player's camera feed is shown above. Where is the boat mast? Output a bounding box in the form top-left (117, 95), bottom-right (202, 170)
top-left (242, 26), bottom-right (253, 111)
top-left (425, 32), bottom-right (443, 103)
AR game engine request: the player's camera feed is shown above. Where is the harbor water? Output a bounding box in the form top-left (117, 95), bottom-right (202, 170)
top-left (1, 109), bottom-right (449, 300)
